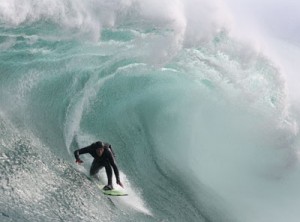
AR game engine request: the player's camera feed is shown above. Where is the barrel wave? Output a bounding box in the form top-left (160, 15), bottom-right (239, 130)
top-left (1, 1), bottom-right (300, 222)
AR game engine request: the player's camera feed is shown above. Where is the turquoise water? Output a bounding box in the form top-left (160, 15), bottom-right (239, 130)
top-left (1, 1), bottom-right (300, 222)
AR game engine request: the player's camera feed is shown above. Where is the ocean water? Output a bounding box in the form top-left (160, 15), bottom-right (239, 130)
top-left (1, 1), bottom-right (300, 222)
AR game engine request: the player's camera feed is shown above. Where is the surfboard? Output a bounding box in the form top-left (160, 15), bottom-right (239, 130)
top-left (96, 184), bottom-right (128, 196)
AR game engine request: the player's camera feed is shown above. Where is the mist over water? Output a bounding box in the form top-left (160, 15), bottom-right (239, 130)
top-left (0, 0), bottom-right (300, 222)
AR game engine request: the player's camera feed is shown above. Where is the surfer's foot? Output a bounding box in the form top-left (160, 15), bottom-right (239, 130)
top-left (103, 185), bottom-right (113, 190)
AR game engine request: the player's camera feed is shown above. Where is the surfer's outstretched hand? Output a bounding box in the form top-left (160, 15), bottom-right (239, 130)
top-left (117, 180), bottom-right (124, 188)
top-left (76, 159), bottom-right (83, 164)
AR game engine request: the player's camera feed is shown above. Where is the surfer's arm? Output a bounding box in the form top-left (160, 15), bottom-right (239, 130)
top-left (107, 151), bottom-right (121, 183)
top-left (74, 146), bottom-right (92, 161)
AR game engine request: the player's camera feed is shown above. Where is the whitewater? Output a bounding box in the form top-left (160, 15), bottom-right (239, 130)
top-left (1, 0), bottom-right (300, 221)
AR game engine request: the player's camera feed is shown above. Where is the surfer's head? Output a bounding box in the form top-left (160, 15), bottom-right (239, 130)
top-left (95, 141), bottom-right (103, 148)
top-left (95, 141), bottom-right (105, 156)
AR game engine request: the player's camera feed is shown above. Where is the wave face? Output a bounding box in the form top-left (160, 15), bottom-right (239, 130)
top-left (1, 1), bottom-right (300, 222)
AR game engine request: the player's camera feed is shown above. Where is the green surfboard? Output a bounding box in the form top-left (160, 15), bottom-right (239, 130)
top-left (96, 184), bottom-right (128, 196)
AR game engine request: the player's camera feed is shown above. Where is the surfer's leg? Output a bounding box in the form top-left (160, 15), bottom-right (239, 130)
top-left (90, 159), bottom-right (103, 178)
top-left (104, 163), bottom-right (113, 187)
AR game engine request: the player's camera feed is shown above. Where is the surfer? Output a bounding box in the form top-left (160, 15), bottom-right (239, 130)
top-left (74, 141), bottom-right (123, 190)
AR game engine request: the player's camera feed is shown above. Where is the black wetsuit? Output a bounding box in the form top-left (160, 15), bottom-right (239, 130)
top-left (74, 142), bottom-right (120, 186)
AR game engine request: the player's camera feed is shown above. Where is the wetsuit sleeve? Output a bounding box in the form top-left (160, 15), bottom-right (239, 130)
top-left (74, 146), bottom-right (92, 161)
top-left (107, 150), bottom-right (120, 182)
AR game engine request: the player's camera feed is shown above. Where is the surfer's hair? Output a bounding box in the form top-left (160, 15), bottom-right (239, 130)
top-left (95, 141), bottom-right (104, 148)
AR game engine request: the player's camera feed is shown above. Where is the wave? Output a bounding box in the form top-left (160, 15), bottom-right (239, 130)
top-left (1, 1), bottom-right (300, 221)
